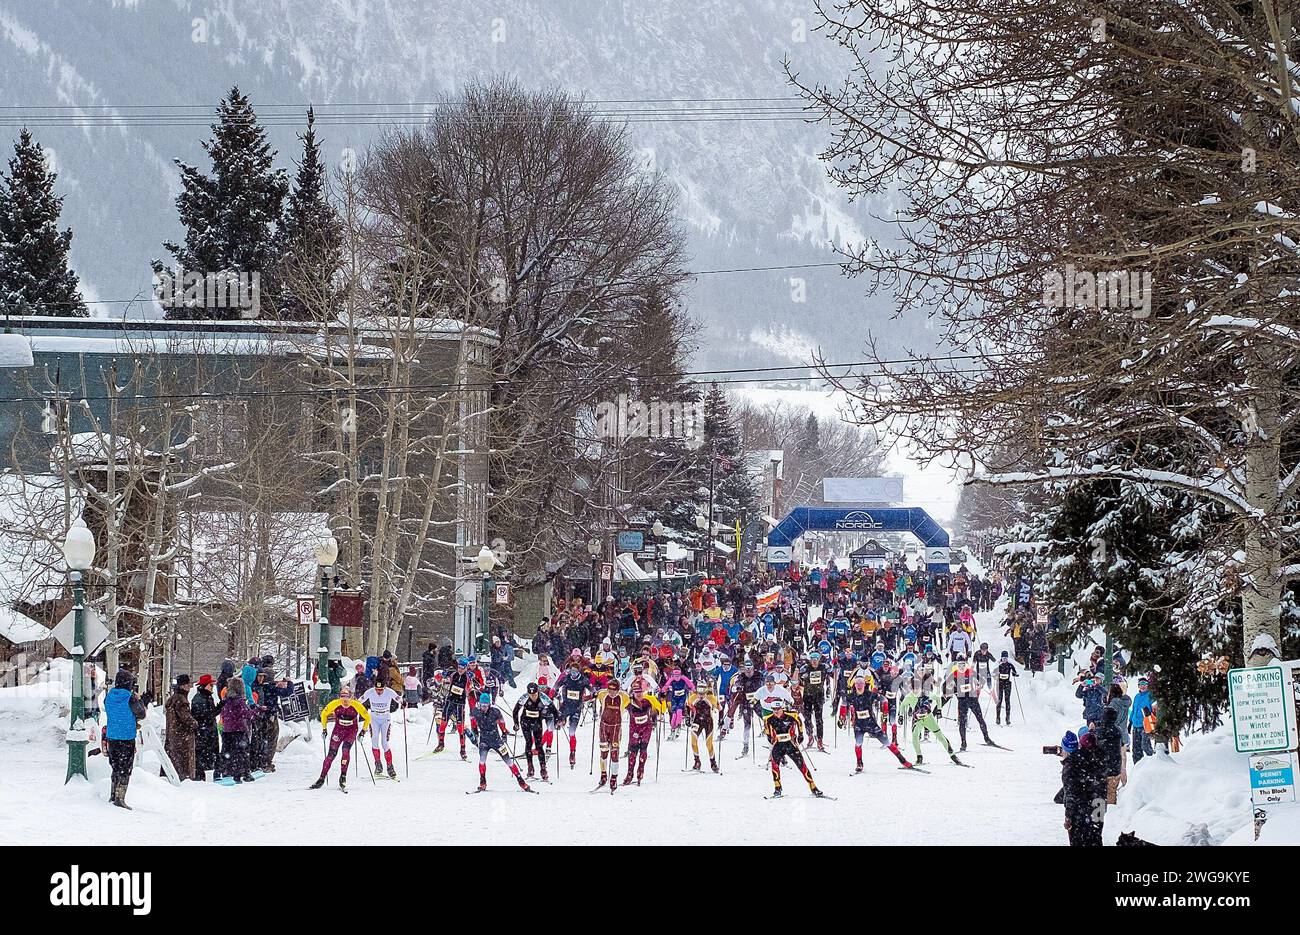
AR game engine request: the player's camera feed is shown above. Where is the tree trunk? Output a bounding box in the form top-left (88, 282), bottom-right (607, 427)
top-left (1243, 343), bottom-right (1283, 666)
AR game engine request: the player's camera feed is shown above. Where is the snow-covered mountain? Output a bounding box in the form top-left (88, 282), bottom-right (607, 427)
top-left (0, 0), bottom-right (917, 367)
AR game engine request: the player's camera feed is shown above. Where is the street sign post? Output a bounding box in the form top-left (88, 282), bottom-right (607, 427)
top-left (296, 596), bottom-right (316, 627)
top-left (495, 582), bottom-right (511, 605)
top-left (1229, 665), bottom-right (1294, 754)
top-left (601, 562), bottom-right (613, 582)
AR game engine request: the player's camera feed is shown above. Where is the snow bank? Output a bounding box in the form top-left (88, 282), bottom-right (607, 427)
top-left (1110, 733), bottom-right (1248, 845)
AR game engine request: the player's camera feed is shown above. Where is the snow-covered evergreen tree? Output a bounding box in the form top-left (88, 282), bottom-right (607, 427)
top-left (701, 382), bottom-right (759, 542)
top-left (277, 108), bottom-right (341, 321)
top-left (0, 129), bottom-right (86, 316)
top-left (155, 87), bottom-right (288, 319)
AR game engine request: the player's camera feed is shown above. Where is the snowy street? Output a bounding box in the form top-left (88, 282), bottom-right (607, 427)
top-left (2, 605), bottom-right (1073, 846)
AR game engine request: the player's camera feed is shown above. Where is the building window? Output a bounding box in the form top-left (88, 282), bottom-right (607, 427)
top-left (39, 396), bottom-right (69, 435)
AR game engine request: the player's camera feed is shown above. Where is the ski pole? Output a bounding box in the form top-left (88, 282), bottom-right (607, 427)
top-left (360, 738), bottom-right (377, 785)
top-left (589, 704), bottom-right (597, 775)
top-left (402, 704), bottom-right (409, 778)
top-left (654, 717), bottom-right (662, 783)
top-left (684, 707), bottom-right (693, 769)
top-left (1013, 678), bottom-right (1027, 722)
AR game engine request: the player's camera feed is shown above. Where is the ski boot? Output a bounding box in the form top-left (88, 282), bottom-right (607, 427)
top-left (769, 787), bottom-right (783, 798)
top-left (540, 762), bottom-right (549, 782)
top-left (609, 774), bottom-right (618, 794)
top-left (308, 776), bottom-right (325, 790)
top-left (855, 760), bottom-right (864, 773)
top-left (692, 754), bottom-right (702, 771)
top-left (816, 740), bottom-right (826, 752)
top-left (478, 776), bottom-right (487, 792)
top-left (432, 740), bottom-right (445, 754)
top-left (387, 764), bottom-right (398, 779)
top-left (569, 749), bottom-right (577, 768)
top-left (373, 755), bottom-right (384, 774)
top-left (995, 716), bottom-right (1001, 725)
top-left (710, 758), bottom-right (719, 773)
top-left (739, 742), bottom-right (749, 758)
top-left (960, 742), bottom-right (967, 753)
top-left (460, 743), bottom-right (468, 761)
top-left (811, 787), bottom-right (825, 798)
top-left (915, 753), bottom-right (924, 765)
top-left (596, 772), bottom-right (608, 789)
top-left (951, 753), bottom-right (965, 766)
top-left (624, 766), bottom-right (636, 786)
top-left (516, 774), bottom-right (532, 793)
top-left (339, 775), bottom-right (347, 792)
top-left (526, 762), bottom-right (535, 779)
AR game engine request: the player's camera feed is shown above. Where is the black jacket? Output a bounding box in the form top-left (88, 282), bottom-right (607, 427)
top-left (1061, 742), bottom-right (1109, 816)
top-left (1096, 708), bottom-right (1125, 776)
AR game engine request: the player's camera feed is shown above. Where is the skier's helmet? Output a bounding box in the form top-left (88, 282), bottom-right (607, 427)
top-left (478, 692), bottom-right (492, 707)
top-left (527, 682), bottom-right (539, 694)
top-left (456, 657), bottom-right (469, 667)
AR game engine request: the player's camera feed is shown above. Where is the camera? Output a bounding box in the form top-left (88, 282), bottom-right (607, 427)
top-left (1041, 745), bottom-right (1062, 755)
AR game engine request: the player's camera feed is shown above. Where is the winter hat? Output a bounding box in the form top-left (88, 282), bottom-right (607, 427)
top-left (114, 668), bottom-right (134, 689)
top-left (478, 692), bottom-right (492, 706)
top-left (1061, 731), bottom-right (1079, 753)
top-left (198, 674), bottom-right (215, 687)
top-left (1000, 651), bottom-right (1009, 659)
top-left (175, 673), bottom-right (192, 688)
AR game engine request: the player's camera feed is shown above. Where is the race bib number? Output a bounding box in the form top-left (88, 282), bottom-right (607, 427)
top-left (774, 732), bottom-right (791, 742)
top-left (451, 685), bottom-right (463, 695)
top-left (566, 690), bottom-right (580, 700)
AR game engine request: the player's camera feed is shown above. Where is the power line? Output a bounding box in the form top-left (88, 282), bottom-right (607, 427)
top-left (0, 262), bottom-right (850, 312)
top-left (0, 353), bottom-right (986, 405)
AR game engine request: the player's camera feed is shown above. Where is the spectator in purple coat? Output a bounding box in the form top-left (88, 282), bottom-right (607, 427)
top-left (217, 676), bottom-right (255, 783)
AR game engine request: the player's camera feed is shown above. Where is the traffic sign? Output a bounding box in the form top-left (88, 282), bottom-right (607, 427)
top-left (665, 560), bottom-right (676, 576)
top-left (1229, 665), bottom-right (1294, 753)
top-left (1249, 751), bottom-right (1297, 805)
top-left (601, 562), bottom-right (613, 581)
top-left (296, 596), bottom-right (316, 627)
top-left (495, 582), bottom-right (511, 605)
top-left (50, 607), bottom-right (108, 656)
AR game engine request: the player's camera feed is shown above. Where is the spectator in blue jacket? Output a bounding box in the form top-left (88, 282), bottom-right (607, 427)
top-left (1075, 671), bottom-right (1106, 726)
top-left (103, 668), bottom-right (146, 808)
top-left (1130, 676), bottom-right (1155, 762)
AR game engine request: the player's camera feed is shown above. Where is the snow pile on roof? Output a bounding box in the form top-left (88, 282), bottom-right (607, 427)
top-left (0, 331), bottom-right (34, 368)
top-left (0, 605), bottom-right (50, 644)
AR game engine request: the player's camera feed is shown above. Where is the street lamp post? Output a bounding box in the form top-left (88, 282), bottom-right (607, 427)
top-left (407, 624), bottom-right (414, 663)
top-left (587, 537), bottom-right (601, 608)
top-left (61, 516), bottom-right (96, 784)
top-left (475, 546), bottom-right (497, 656)
top-left (652, 519), bottom-right (664, 593)
top-left (314, 530), bottom-right (339, 705)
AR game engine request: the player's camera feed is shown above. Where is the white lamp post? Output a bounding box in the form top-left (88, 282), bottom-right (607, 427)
top-left (313, 529), bottom-right (339, 702)
top-left (62, 516), bottom-right (95, 783)
top-left (475, 546), bottom-right (497, 654)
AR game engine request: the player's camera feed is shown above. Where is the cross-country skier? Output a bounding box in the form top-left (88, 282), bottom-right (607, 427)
top-left (469, 692), bottom-right (533, 793)
top-left (762, 699), bottom-right (823, 798)
top-left (623, 683), bottom-right (666, 787)
top-left (995, 651), bottom-right (1019, 725)
top-left (946, 657), bottom-right (995, 751)
top-left (846, 673), bottom-right (913, 771)
top-left (512, 682), bottom-right (558, 780)
top-left (687, 683), bottom-right (721, 772)
top-left (662, 667), bottom-right (695, 739)
top-left (360, 680), bottom-right (404, 778)
top-left (898, 668), bottom-right (963, 766)
top-left (727, 659), bottom-right (765, 756)
top-left (594, 678), bottom-right (629, 793)
top-left (311, 685), bottom-right (371, 791)
top-left (972, 642), bottom-right (996, 694)
top-left (433, 657), bottom-right (472, 759)
top-left (555, 663), bottom-right (590, 768)
top-left (799, 651), bottom-right (830, 750)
